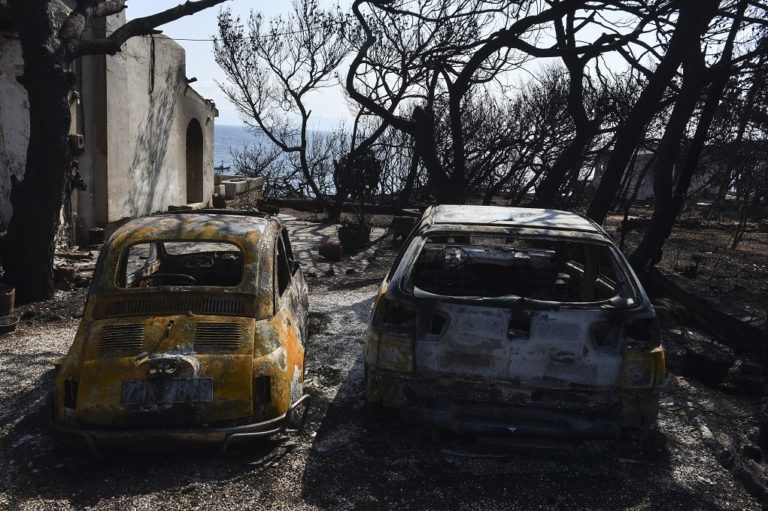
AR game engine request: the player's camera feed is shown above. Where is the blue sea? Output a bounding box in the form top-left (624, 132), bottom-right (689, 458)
top-left (214, 124), bottom-right (257, 174)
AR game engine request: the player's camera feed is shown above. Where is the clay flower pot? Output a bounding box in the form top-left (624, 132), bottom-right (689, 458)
top-left (0, 284), bottom-right (14, 316)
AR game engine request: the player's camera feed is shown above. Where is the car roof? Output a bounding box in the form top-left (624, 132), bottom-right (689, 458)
top-left (425, 205), bottom-right (603, 234)
top-left (109, 211), bottom-right (278, 246)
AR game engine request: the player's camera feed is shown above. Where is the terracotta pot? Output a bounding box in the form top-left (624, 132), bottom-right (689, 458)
top-left (0, 285), bottom-right (15, 316)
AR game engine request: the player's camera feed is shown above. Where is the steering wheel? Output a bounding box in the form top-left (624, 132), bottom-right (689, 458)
top-left (183, 254), bottom-right (215, 269)
top-left (138, 273), bottom-right (199, 286)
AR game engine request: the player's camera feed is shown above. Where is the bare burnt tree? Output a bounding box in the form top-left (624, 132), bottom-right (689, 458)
top-left (435, 68), bottom-right (575, 204)
top-left (371, 126), bottom-right (421, 205)
top-left (231, 137), bottom-right (287, 196)
top-left (304, 126), bottom-right (349, 198)
top-left (532, 1), bottom-right (668, 207)
top-left (214, 0), bottom-right (351, 208)
top-left (232, 126), bottom-right (350, 200)
top-left (232, 138), bottom-right (283, 177)
top-left (347, 0), bottom-right (535, 203)
top-left (708, 37), bottom-right (768, 216)
top-left (329, 106), bottom-right (391, 221)
top-left (629, 0), bottom-right (766, 270)
top-left (3, 0), bottom-right (226, 303)
top-left (587, 0), bottom-right (727, 224)
top-left (347, 0), bottom-right (665, 204)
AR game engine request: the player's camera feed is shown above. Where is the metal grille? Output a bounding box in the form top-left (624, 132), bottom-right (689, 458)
top-left (104, 296), bottom-right (247, 318)
top-left (99, 324), bottom-right (145, 354)
top-left (194, 323), bottom-right (244, 352)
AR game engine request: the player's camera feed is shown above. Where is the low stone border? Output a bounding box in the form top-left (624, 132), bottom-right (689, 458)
top-left (686, 403), bottom-right (768, 503)
top-left (643, 267), bottom-right (767, 364)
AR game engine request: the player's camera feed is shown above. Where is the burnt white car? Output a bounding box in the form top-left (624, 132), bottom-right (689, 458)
top-left (365, 206), bottom-right (665, 437)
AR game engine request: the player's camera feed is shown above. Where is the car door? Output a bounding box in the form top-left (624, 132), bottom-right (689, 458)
top-left (279, 228), bottom-right (308, 339)
top-left (274, 232), bottom-right (307, 402)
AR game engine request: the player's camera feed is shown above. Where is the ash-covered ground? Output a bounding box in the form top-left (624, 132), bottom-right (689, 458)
top-left (0, 230), bottom-right (764, 510)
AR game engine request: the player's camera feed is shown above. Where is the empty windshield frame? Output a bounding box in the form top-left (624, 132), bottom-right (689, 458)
top-left (405, 232), bottom-right (637, 306)
top-left (116, 240), bottom-right (245, 289)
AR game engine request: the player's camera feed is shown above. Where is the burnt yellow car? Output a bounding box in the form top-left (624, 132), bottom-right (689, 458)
top-left (49, 210), bottom-right (309, 454)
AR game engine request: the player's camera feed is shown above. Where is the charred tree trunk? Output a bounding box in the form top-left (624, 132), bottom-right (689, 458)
top-left (4, 2), bottom-right (73, 303)
top-left (328, 160), bottom-right (348, 223)
top-left (533, 12), bottom-right (600, 209)
top-left (397, 146), bottom-right (420, 208)
top-left (533, 126), bottom-right (597, 207)
top-left (586, 0), bottom-right (717, 225)
top-left (613, 148), bottom-right (641, 210)
top-left (447, 86), bottom-right (467, 204)
top-left (628, 68), bottom-right (706, 271)
top-left (629, 0), bottom-right (746, 271)
top-left (412, 106), bottom-right (459, 203)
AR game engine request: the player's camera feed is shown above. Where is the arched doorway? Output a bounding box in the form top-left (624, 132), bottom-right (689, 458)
top-left (186, 118), bottom-right (204, 203)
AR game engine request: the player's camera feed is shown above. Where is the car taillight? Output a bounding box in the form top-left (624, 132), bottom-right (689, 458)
top-left (378, 299), bottom-right (417, 331)
top-left (372, 298), bottom-right (416, 372)
top-left (377, 334), bottom-right (415, 372)
top-left (591, 317), bottom-right (661, 351)
top-left (623, 318), bottom-right (661, 349)
top-left (617, 317), bottom-right (665, 388)
top-left (621, 347), bottom-right (666, 388)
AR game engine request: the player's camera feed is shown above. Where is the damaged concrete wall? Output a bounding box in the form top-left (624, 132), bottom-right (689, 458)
top-left (0, 0), bottom-right (77, 231)
top-left (592, 149), bottom-right (724, 201)
top-left (0, 7), bottom-right (216, 241)
top-left (0, 30), bottom-right (29, 230)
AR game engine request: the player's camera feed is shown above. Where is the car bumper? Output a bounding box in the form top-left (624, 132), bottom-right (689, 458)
top-left (48, 394), bottom-right (311, 456)
top-left (367, 369), bottom-right (659, 437)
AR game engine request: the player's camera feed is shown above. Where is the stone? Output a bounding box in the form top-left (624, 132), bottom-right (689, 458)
top-left (53, 266), bottom-right (77, 282)
top-left (661, 328), bottom-right (687, 375)
top-left (742, 443), bottom-right (763, 463)
top-left (54, 278), bottom-right (73, 292)
top-left (728, 360), bottom-right (766, 396)
top-left (319, 239), bottom-right (342, 261)
top-left (682, 331), bottom-right (736, 386)
top-left (75, 276), bottom-right (92, 288)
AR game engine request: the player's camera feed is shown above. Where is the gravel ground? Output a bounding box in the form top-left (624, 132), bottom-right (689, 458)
top-left (0, 240), bottom-right (763, 510)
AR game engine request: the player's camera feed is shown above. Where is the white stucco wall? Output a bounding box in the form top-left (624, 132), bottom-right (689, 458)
top-left (97, 13), bottom-right (215, 225)
top-left (73, 13), bottom-right (216, 238)
top-left (0, 31), bottom-right (29, 228)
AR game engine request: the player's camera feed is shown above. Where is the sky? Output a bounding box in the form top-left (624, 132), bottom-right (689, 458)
top-left (126, 0), bottom-right (353, 129)
top-left (124, 1), bottom-right (644, 131)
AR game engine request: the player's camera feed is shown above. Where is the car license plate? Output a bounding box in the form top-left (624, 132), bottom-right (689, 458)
top-left (122, 378), bottom-right (214, 405)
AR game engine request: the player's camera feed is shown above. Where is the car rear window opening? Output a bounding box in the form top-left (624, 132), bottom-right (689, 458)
top-left (116, 241), bottom-right (244, 288)
top-left (409, 234), bottom-right (634, 304)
